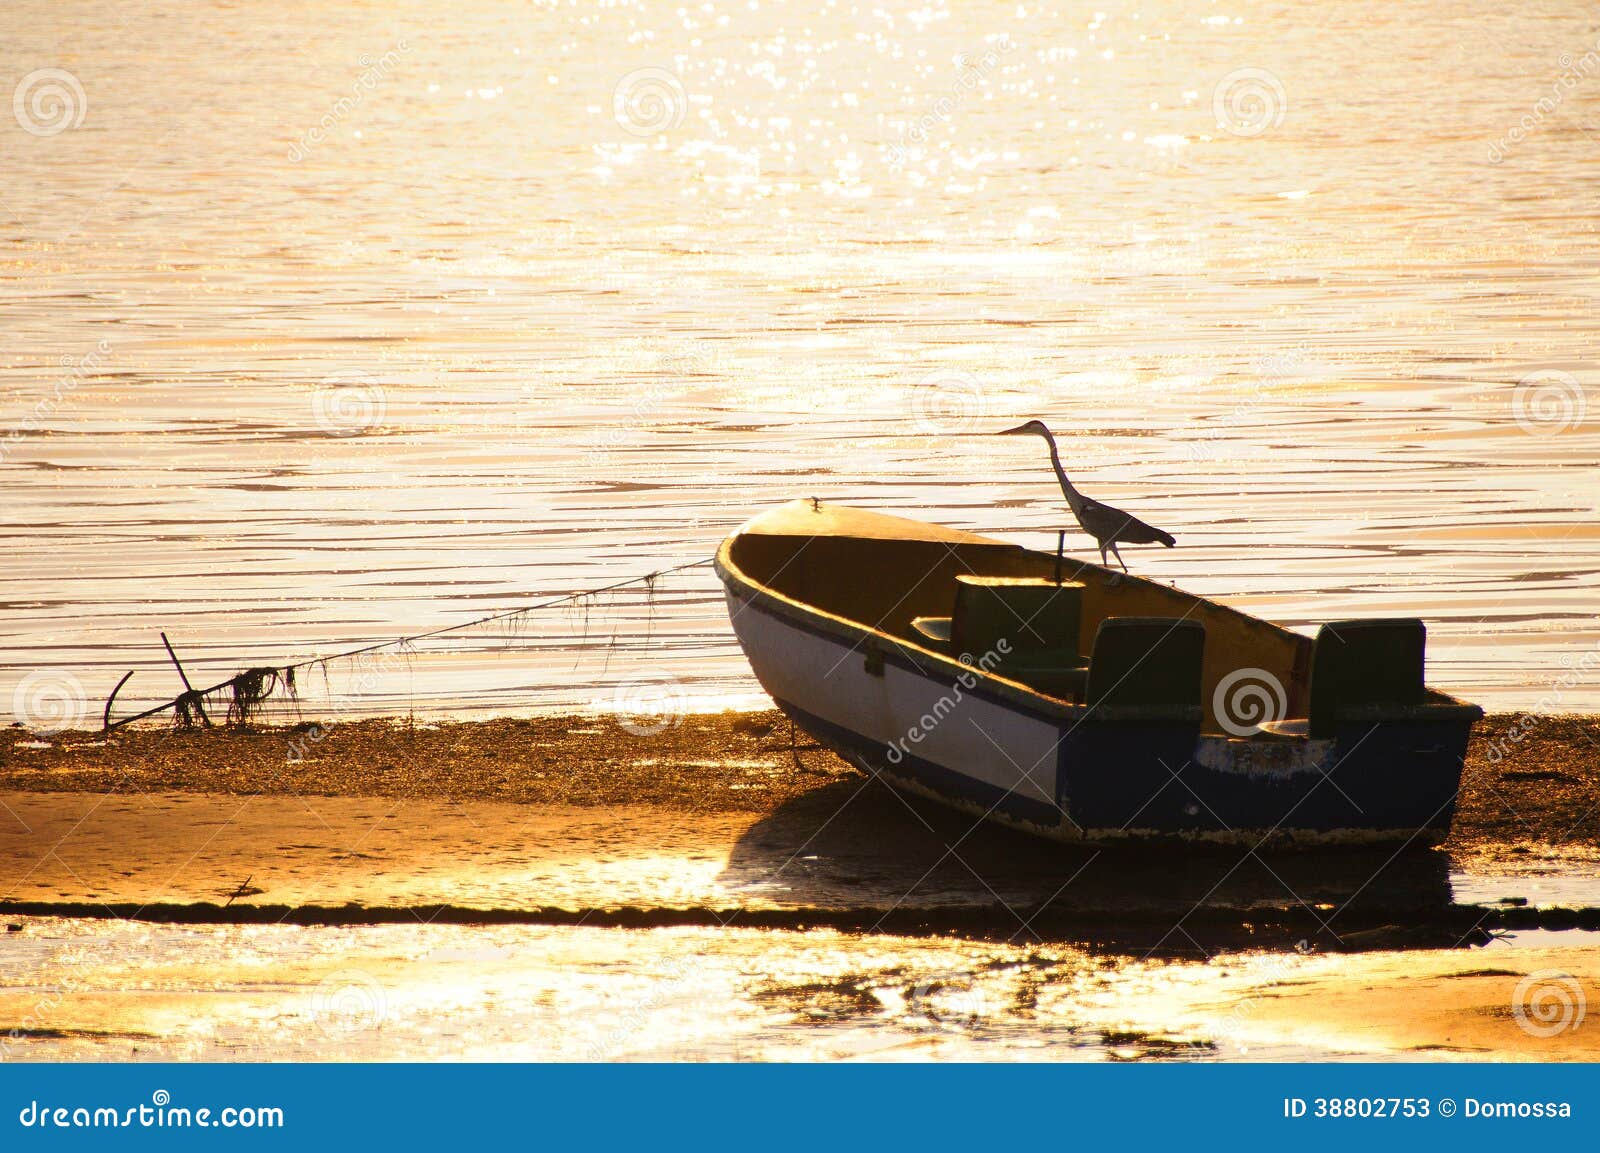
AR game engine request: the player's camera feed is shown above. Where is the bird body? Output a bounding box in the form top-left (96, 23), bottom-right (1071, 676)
top-left (998, 420), bottom-right (1175, 572)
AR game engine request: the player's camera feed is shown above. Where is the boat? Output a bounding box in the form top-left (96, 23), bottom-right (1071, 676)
top-left (715, 499), bottom-right (1483, 847)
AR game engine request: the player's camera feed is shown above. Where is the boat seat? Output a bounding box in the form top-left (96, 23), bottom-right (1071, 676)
top-left (1256, 718), bottom-right (1310, 740)
top-left (1309, 618), bottom-right (1426, 738)
top-left (909, 578), bottom-right (1090, 700)
top-left (956, 575), bottom-right (1089, 698)
top-left (950, 575), bottom-right (1084, 657)
top-left (909, 616), bottom-right (954, 646)
top-left (992, 652), bottom-right (1090, 700)
top-left (1084, 617), bottom-right (1206, 711)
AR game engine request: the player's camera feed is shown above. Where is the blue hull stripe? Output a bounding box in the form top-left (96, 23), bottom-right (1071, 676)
top-left (776, 703), bottom-right (1470, 840)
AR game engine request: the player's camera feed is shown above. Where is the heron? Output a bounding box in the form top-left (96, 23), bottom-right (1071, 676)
top-left (997, 420), bottom-right (1175, 572)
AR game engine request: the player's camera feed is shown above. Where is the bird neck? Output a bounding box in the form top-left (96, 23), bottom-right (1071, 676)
top-left (1041, 435), bottom-right (1086, 514)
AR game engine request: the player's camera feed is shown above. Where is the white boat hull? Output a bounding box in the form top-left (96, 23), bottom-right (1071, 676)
top-left (727, 590), bottom-right (1069, 834)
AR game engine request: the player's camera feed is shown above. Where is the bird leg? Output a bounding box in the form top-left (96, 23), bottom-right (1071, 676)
top-left (1110, 543), bottom-right (1129, 573)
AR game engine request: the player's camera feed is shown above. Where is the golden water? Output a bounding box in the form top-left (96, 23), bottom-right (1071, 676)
top-left (0, 917), bottom-right (1576, 1062)
top-left (4, 0), bottom-right (1598, 723)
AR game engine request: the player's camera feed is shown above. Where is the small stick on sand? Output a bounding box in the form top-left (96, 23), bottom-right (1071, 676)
top-left (224, 875), bottom-right (255, 907)
top-left (161, 633), bottom-right (212, 728)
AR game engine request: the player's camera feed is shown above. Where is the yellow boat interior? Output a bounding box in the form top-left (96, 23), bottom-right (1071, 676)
top-left (720, 500), bottom-right (1473, 735)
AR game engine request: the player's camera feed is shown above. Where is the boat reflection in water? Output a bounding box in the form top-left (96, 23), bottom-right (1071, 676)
top-left (717, 777), bottom-right (1475, 957)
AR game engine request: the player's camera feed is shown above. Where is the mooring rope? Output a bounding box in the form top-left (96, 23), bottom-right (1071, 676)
top-left (103, 556), bottom-right (717, 731)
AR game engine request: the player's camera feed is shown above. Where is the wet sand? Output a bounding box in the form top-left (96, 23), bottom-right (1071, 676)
top-left (2, 711), bottom-right (1599, 939)
top-left (2, 918), bottom-right (1596, 1062)
top-left (3, 711), bottom-right (1600, 1062)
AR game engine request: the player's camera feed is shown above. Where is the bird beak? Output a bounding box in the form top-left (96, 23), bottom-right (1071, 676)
top-left (996, 424), bottom-right (1031, 436)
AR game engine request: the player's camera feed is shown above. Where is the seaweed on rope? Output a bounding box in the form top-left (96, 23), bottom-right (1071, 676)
top-left (100, 557), bottom-right (714, 733)
top-left (225, 667), bottom-right (283, 726)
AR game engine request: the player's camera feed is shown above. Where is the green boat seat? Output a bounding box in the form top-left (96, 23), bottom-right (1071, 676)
top-left (952, 575), bottom-right (1088, 698)
top-left (1309, 618), bottom-right (1425, 738)
top-left (1085, 617), bottom-right (1206, 710)
top-left (908, 577), bottom-right (1089, 700)
top-left (994, 651), bottom-right (1091, 700)
top-left (950, 575), bottom-right (1084, 658)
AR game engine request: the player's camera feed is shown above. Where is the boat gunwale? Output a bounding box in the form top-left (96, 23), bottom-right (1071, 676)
top-left (714, 501), bottom-right (1484, 728)
top-left (716, 553), bottom-right (1083, 724)
top-left (714, 513), bottom-right (1202, 723)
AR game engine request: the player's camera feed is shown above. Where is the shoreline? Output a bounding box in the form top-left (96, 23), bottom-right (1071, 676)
top-left (2, 711), bottom-right (833, 813)
top-left (2, 891), bottom-right (1598, 941)
top-left (3, 709), bottom-right (1598, 849)
top-left (13, 784), bottom-right (1588, 940)
top-left (5, 913), bottom-right (1598, 1061)
top-left (2, 711), bottom-right (1599, 943)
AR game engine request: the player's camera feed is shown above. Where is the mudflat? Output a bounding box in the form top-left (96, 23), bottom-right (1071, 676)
top-left (1, 711), bottom-right (1597, 941)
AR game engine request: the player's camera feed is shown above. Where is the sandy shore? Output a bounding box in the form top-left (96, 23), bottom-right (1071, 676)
top-left (1079, 943), bottom-right (1600, 1060)
top-left (6, 784), bottom-right (1594, 945)
top-left (4, 711), bottom-right (1599, 1062)
top-left (0, 711), bottom-right (832, 813)
top-left (2, 710), bottom-right (1598, 943)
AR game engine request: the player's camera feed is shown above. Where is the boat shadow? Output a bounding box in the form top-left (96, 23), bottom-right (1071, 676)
top-left (717, 776), bottom-right (1476, 955)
